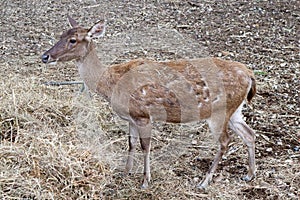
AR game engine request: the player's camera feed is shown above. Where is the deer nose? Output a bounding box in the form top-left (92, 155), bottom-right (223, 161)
top-left (41, 54), bottom-right (50, 63)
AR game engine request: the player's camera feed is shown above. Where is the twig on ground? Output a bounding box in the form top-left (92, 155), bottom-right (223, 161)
top-left (43, 81), bottom-right (86, 92)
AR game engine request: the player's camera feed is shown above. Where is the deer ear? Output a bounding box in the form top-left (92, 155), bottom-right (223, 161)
top-left (67, 15), bottom-right (79, 28)
top-left (87, 20), bottom-right (105, 39)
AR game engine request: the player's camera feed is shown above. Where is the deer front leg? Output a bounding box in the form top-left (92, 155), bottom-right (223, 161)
top-left (125, 122), bottom-right (139, 174)
top-left (140, 137), bottom-right (151, 189)
top-left (127, 121), bottom-right (152, 188)
top-left (134, 122), bottom-right (152, 189)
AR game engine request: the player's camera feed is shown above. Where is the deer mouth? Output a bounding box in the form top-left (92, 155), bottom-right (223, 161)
top-left (41, 54), bottom-right (58, 64)
top-left (48, 60), bottom-right (58, 65)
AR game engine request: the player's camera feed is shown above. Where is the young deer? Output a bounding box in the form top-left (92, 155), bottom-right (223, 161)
top-left (41, 17), bottom-right (256, 189)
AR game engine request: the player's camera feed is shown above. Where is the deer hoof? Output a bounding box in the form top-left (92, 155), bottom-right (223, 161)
top-left (242, 174), bottom-right (255, 182)
top-left (141, 182), bottom-right (149, 189)
top-left (197, 181), bottom-right (208, 190)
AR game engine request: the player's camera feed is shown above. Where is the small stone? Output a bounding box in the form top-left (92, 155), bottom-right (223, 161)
top-left (284, 159), bottom-right (293, 164)
top-left (280, 62), bottom-right (287, 67)
top-left (266, 147), bottom-right (272, 152)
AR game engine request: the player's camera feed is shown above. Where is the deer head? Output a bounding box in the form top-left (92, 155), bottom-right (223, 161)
top-left (41, 16), bottom-right (105, 64)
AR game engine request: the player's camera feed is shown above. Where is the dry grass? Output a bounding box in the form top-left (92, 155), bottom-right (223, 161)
top-left (0, 75), bottom-right (109, 199)
top-left (1, 0), bottom-right (299, 199)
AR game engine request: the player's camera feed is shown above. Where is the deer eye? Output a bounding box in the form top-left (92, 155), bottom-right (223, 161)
top-left (69, 38), bottom-right (77, 44)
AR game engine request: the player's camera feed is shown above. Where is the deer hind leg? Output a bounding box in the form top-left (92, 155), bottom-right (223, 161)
top-left (229, 103), bottom-right (256, 181)
top-left (125, 122), bottom-right (139, 175)
top-left (198, 119), bottom-right (231, 189)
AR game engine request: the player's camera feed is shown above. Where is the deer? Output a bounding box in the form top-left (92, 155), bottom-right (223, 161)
top-left (41, 16), bottom-right (256, 189)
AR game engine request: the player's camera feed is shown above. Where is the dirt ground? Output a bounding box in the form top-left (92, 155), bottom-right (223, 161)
top-left (0, 0), bottom-right (299, 199)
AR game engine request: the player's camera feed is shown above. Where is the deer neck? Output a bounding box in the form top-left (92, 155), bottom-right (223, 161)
top-left (76, 43), bottom-right (107, 93)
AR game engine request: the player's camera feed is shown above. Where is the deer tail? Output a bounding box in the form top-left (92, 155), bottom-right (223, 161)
top-left (247, 77), bottom-right (256, 103)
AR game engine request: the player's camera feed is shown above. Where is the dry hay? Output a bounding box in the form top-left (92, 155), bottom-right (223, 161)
top-left (0, 74), bottom-right (109, 198)
top-left (1, 0), bottom-right (299, 199)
